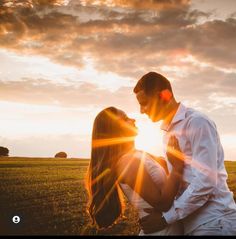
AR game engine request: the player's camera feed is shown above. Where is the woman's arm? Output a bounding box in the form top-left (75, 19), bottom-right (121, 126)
top-left (116, 136), bottom-right (184, 212)
top-left (148, 154), bottom-right (169, 175)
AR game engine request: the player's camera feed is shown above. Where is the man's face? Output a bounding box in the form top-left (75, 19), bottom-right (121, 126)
top-left (136, 90), bottom-right (166, 122)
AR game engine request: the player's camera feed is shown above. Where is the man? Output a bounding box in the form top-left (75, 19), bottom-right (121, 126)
top-left (133, 72), bottom-right (236, 235)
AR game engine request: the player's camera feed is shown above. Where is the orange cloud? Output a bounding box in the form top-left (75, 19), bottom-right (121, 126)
top-left (81, 0), bottom-right (190, 10)
top-left (0, 1), bottom-right (235, 77)
top-left (0, 79), bottom-right (137, 112)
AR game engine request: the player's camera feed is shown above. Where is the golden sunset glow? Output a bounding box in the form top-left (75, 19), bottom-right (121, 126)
top-left (131, 151), bottom-right (146, 201)
top-left (92, 136), bottom-right (136, 148)
top-left (135, 120), bottom-right (164, 156)
top-left (0, 0), bottom-right (235, 160)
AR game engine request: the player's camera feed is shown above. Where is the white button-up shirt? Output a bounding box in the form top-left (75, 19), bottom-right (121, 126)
top-left (162, 103), bottom-right (236, 234)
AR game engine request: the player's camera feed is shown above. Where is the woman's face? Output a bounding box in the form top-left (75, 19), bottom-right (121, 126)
top-left (117, 110), bottom-right (138, 136)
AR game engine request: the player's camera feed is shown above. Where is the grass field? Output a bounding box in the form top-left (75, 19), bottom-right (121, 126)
top-left (0, 157), bottom-right (139, 235)
top-left (0, 157), bottom-right (236, 235)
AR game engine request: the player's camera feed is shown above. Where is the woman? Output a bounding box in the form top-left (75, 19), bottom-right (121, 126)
top-left (86, 107), bottom-right (184, 235)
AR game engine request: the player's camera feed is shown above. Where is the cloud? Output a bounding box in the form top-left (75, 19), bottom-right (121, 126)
top-left (0, 78), bottom-right (137, 112)
top-left (0, 0), bottom-right (236, 131)
top-left (168, 65), bottom-right (236, 135)
top-left (89, 17), bottom-right (236, 76)
top-left (80, 0), bottom-right (191, 10)
top-left (163, 63), bottom-right (236, 111)
top-left (0, 0), bottom-right (220, 73)
top-left (185, 18), bottom-right (236, 68)
top-left (1, 63), bottom-right (236, 135)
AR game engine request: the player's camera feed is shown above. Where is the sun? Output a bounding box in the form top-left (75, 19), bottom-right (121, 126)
top-left (134, 117), bottom-right (164, 157)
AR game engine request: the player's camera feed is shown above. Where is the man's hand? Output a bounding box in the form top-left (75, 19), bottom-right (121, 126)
top-left (166, 135), bottom-right (184, 172)
top-left (139, 208), bottom-right (168, 234)
top-left (153, 156), bottom-right (169, 175)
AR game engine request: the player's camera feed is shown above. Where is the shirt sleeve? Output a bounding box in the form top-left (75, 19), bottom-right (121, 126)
top-left (163, 117), bottom-right (218, 224)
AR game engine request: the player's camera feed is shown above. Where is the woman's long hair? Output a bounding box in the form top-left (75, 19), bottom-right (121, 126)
top-left (86, 107), bottom-right (135, 229)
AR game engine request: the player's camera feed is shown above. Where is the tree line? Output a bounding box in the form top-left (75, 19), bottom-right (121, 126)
top-left (0, 146), bottom-right (9, 156)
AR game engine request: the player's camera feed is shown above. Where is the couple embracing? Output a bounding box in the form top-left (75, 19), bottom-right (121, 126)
top-left (86, 72), bottom-right (236, 235)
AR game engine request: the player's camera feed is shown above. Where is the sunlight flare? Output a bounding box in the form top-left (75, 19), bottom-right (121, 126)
top-left (131, 151), bottom-right (146, 201)
top-left (92, 136), bottom-right (136, 148)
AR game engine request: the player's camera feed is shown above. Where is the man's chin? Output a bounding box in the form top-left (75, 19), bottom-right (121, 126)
top-left (149, 115), bottom-right (161, 122)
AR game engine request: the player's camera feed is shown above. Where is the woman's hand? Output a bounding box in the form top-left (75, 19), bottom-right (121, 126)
top-left (166, 135), bottom-right (185, 172)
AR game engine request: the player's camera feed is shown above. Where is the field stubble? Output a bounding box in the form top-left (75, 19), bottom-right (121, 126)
top-left (0, 157), bottom-right (139, 235)
top-left (0, 157), bottom-right (235, 235)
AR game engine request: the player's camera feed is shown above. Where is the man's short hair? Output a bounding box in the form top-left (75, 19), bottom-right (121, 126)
top-left (133, 72), bottom-right (172, 96)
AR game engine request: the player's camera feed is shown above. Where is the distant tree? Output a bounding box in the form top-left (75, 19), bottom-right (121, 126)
top-left (0, 146), bottom-right (9, 156)
top-left (54, 152), bottom-right (67, 158)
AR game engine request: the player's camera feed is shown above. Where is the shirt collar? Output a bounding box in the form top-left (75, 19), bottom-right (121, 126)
top-left (161, 103), bottom-right (187, 131)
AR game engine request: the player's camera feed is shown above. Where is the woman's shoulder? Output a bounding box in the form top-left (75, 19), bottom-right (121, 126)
top-left (117, 149), bottom-right (162, 173)
top-left (115, 150), bottom-right (142, 184)
top-left (116, 150), bottom-right (145, 174)
top-left (120, 149), bottom-right (152, 160)
top-left (117, 149), bottom-right (167, 186)
top-left (117, 149), bottom-right (141, 168)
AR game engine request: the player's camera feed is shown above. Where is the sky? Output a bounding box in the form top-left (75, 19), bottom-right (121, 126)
top-left (0, 0), bottom-right (235, 160)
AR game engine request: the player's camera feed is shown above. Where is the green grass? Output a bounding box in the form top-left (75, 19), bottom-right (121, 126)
top-left (0, 157), bottom-right (235, 235)
top-left (224, 161), bottom-right (236, 198)
top-left (0, 157), bottom-right (139, 235)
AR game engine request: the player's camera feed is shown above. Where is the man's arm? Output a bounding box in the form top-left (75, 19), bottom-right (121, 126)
top-left (163, 117), bottom-right (218, 224)
top-left (140, 117), bottom-right (218, 234)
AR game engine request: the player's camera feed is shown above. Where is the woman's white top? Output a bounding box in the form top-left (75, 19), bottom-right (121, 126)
top-left (119, 150), bottom-right (183, 235)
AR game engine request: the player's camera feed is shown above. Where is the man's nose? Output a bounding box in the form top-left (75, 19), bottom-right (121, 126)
top-left (131, 118), bottom-right (136, 123)
top-left (140, 106), bottom-right (146, 114)
top-left (128, 118), bottom-right (135, 123)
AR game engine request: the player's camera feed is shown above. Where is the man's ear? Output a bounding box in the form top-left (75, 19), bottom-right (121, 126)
top-left (159, 89), bottom-right (172, 102)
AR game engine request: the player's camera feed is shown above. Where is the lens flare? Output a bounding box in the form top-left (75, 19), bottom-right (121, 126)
top-left (92, 136), bottom-right (136, 148)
